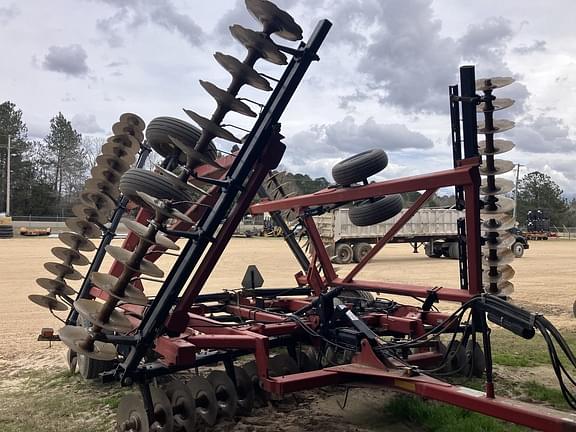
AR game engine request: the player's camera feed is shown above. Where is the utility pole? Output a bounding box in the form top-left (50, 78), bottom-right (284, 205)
top-left (513, 163), bottom-right (524, 221)
top-left (6, 135), bottom-right (10, 216)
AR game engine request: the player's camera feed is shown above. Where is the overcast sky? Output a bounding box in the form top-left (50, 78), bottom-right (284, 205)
top-left (1, 0), bottom-right (575, 196)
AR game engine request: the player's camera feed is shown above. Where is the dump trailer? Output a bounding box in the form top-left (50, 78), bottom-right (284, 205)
top-left (317, 207), bottom-right (528, 263)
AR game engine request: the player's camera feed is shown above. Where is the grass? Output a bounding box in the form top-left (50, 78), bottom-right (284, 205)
top-left (517, 381), bottom-right (569, 410)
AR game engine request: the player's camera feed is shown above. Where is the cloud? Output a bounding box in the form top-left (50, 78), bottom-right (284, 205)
top-left (513, 40), bottom-right (547, 55)
top-left (509, 115), bottom-right (576, 154)
top-left (71, 113), bottom-right (105, 134)
top-left (0, 4), bottom-right (19, 24)
top-left (42, 44), bottom-right (89, 77)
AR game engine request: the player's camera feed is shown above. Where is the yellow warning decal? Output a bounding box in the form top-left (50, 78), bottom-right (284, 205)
top-left (394, 380), bottom-right (416, 392)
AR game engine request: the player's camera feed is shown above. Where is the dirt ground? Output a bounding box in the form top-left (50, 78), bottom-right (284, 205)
top-left (0, 236), bottom-right (575, 430)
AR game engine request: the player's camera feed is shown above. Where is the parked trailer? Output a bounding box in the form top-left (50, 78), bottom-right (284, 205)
top-left (316, 207), bottom-right (528, 263)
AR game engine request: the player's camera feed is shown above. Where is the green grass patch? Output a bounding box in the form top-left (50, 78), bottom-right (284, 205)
top-left (518, 381), bottom-right (568, 410)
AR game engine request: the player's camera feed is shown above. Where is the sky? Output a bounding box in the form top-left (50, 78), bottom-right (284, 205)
top-left (1, 0), bottom-right (575, 197)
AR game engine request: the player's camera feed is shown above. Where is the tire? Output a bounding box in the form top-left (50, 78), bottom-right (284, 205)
top-left (332, 149), bottom-right (388, 186)
top-left (349, 194), bottom-right (403, 227)
top-left (353, 242), bottom-right (371, 262)
top-left (425, 242), bottom-right (442, 258)
top-left (466, 341), bottom-right (485, 378)
top-left (339, 289), bottom-right (375, 304)
top-left (119, 168), bottom-right (194, 207)
top-left (512, 241), bottom-right (524, 258)
top-left (334, 243), bottom-right (353, 264)
top-left (206, 370), bottom-right (238, 419)
top-left (146, 116), bottom-right (217, 164)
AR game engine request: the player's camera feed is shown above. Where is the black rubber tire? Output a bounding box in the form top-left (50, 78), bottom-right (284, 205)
top-left (425, 242), bottom-right (442, 258)
top-left (334, 243), bottom-right (353, 264)
top-left (445, 341), bottom-right (470, 376)
top-left (511, 241), bottom-right (524, 258)
top-left (332, 149), bottom-right (388, 186)
top-left (187, 376), bottom-right (218, 426)
top-left (353, 242), bottom-right (372, 263)
top-left (466, 341), bottom-right (486, 378)
top-left (349, 194), bottom-right (403, 227)
top-left (339, 289), bottom-right (375, 304)
top-left (119, 168), bottom-right (193, 207)
top-left (146, 116), bottom-right (217, 164)
top-left (206, 370), bottom-right (238, 419)
top-left (233, 366), bottom-right (255, 416)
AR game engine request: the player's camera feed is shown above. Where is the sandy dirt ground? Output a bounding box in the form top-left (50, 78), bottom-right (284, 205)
top-left (0, 236), bottom-right (574, 430)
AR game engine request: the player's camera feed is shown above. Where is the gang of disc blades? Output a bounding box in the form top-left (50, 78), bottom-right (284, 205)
top-left (245, 0), bottom-right (303, 41)
top-left (28, 293), bottom-right (68, 311)
top-left (478, 119), bottom-right (515, 134)
top-left (214, 52), bottom-right (272, 91)
top-left (476, 98), bottom-right (515, 113)
top-left (478, 139), bottom-right (515, 156)
top-left (58, 325), bottom-right (118, 361)
top-left (44, 261), bottom-right (83, 280)
top-left (230, 24), bottom-right (287, 65)
top-left (51, 246), bottom-right (90, 266)
top-left (476, 77), bottom-right (515, 92)
top-left (36, 277), bottom-right (76, 296)
top-left (74, 299), bottom-right (134, 333)
top-left (122, 218), bottom-right (179, 250)
top-left (90, 272), bottom-right (148, 306)
top-left (58, 231), bottom-right (96, 252)
top-left (183, 110), bottom-right (241, 144)
top-left (199, 80), bottom-right (257, 117)
top-left (105, 245), bottom-right (165, 278)
top-left (65, 217), bottom-right (101, 238)
top-left (479, 159), bottom-right (515, 176)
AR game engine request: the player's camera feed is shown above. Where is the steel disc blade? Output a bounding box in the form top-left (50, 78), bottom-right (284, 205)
top-left (84, 177), bottom-right (120, 200)
top-left (483, 280), bottom-right (514, 296)
top-left (58, 231), bottom-right (96, 252)
top-left (107, 134), bottom-right (141, 156)
top-left (90, 272), bottom-right (148, 306)
top-left (58, 325), bottom-right (118, 361)
top-left (44, 261), bottom-right (83, 280)
top-left (80, 191), bottom-right (117, 215)
top-left (28, 293), bottom-right (68, 311)
top-left (95, 154), bottom-right (131, 174)
top-left (245, 0), bottom-right (303, 41)
top-left (477, 98), bottom-right (515, 113)
top-left (136, 192), bottom-right (195, 225)
top-left (74, 299), bottom-right (134, 333)
top-left (479, 159), bottom-right (515, 176)
top-left (183, 109), bottom-right (241, 144)
top-left (119, 113), bottom-right (146, 132)
top-left (52, 246), bottom-right (90, 266)
top-left (481, 214), bottom-right (516, 232)
top-left (483, 249), bottom-right (515, 266)
top-left (117, 394), bottom-right (149, 432)
top-left (478, 139), bottom-right (515, 156)
top-left (154, 165), bottom-right (210, 197)
top-left (480, 178), bottom-right (515, 195)
top-left (105, 245), bottom-right (165, 278)
top-left (122, 218), bottom-right (179, 250)
top-left (230, 24), bottom-right (287, 65)
top-left (112, 121), bottom-right (144, 142)
top-left (214, 52), bottom-right (272, 91)
top-left (168, 135), bottom-right (224, 169)
top-left (483, 232), bottom-right (516, 250)
top-left (72, 203), bottom-right (109, 225)
top-left (478, 119), bottom-right (515, 135)
top-left (165, 381), bottom-right (196, 432)
top-left (480, 196), bottom-right (515, 215)
top-left (92, 163), bottom-right (123, 185)
top-left (65, 217), bottom-right (101, 238)
top-left (483, 264), bottom-right (515, 284)
top-left (36, 277), bottom-right (76, 296)
top-left (101, 142), bottom-right (137, 165)
top-left (199, 80), bottom-right (257, 118)
top-left (476, 77), bottom-right (515, 92)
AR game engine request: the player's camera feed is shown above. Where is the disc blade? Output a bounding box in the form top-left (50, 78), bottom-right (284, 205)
top-left (480, 196), bottom-right (514, 215)
top-left (183, 109), bottom-right (241, 144)
top-left (168, 135), bottom-right (224, 169)
top-left (84, 177), bottom-right (120, 200)
top-left (479, 159), bottom-right (515, 176)
top-left (478, 119), bottom-right (515, 135)
top-left (478, 139), bottom-right (515, 156)
top-left (481, 214), bottom-right (516, 232)
top-left (480, 178), bottom-right (515, 195)
top-left (105, 245), bottom-right (165, 278)
top-left (92, 163), bottom-right (123, 185)
top-left (28, 293), bottom-right (68, 311)
top-left (483, 249), bottom-right (515, 266)
top-left (95, 154), bottom-right (131, 174)
top-left (483, 281), bottom-right (514, 296)
top-left (65, 217), bottom-right (101, 238)
top-left (36, 277), bottom-right (76, 296)
top-left (117, 394), bottom-right (149, 432)
top-left (101, 142), bottom-right (137, 165)
top-left (90, 272), bottom-right (148, 306)
top-left (230, 24), bottom-right (287, 65)
top-left (72, 203), bottom-right (108, 225)
top-left (199, 80), bottom-right (257, 117)
top-left (476, 77), bottom-right (515, 92)
top-left (153, 165), bottom-right (210, 197)
top-left (477, 98), bottom-right (515, 113)
top-left (80, 191), bottom-right (117, 215)
top-left (245, 0), bottom-right (303, 41)
top-left (74, 299), bottom-right (134, 333)
top-left (122, 218), bottom-right (179, 250)
top-left (483, 264), bottom-right (515, 284)
top-left (44, 261), bottom-right (83, 280)
top-left (118, 112), bottom-right (145, 132)
top-left (58, 231), bottom-right (96, 252)
top-left (136, 192), bottom-right (195, 225)
top-left (483, 232), bottom-right (516, 250)
top-left (214, 52), bottom-right (272, 91)
top-left (107, 134), bottom-right (140, 156)
top-left (58, 325), bottom-right (118, 361)
top-left (112, 121), bottom-right (144, 142)
top-left (51, 246), bottom-right (90, 266)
